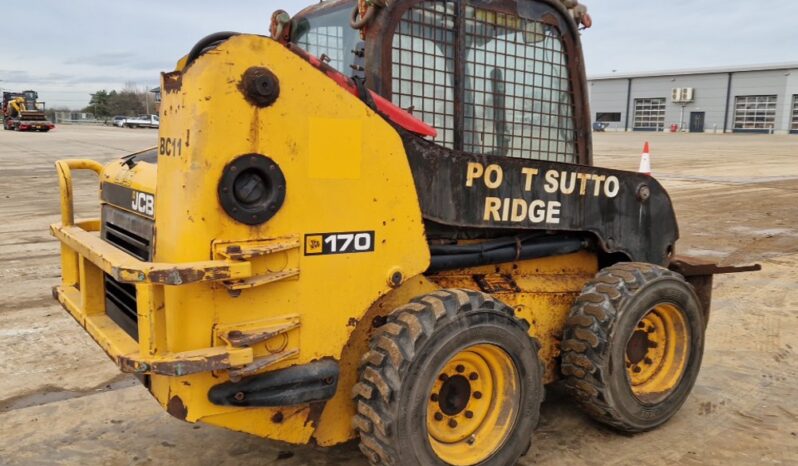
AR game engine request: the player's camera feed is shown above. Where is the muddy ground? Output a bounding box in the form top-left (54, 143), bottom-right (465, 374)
top-left (0, 126), bottom-right (796, 465)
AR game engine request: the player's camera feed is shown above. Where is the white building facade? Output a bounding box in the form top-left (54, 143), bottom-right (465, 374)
top-left (588, 63), bottom-right (798, 134)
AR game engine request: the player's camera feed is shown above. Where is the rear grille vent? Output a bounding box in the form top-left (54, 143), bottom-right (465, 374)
top-left (105, 222), bottom-right (150, 261)
top-left (105, 274), bottom-right (139, 340)
top-left (101, 205), bottom-right (154, 342)
top-left (101, 204), bottom-right (154, 261)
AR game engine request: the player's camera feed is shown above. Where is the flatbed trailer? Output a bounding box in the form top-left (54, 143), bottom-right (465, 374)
top-left (2, 90), bottom-right (55, 132)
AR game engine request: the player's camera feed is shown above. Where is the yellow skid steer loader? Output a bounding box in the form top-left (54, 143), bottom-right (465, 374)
top-left (51, 1), bottom-right (757, 464)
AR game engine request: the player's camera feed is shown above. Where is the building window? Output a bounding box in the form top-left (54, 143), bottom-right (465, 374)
top-left (734, 95), bottom-right (777, 132)
top-left (791, 95), bottom-right (798, 133)
top-left (462, 6), bottom-right (575, 162)
top-left (596, 112), bottom-right (621, 122)
top-left (633, 98), bottom-right (666, 131)
top-left (391, 1), bottom-right (457, 148)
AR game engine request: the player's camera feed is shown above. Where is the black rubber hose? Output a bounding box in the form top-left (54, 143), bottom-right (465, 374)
top-left (185, 31), bottom-right (240, 67)
top-left (427, 237), bottom-right (585, 273)
top-left (428, 234), bottom-right (542, 256)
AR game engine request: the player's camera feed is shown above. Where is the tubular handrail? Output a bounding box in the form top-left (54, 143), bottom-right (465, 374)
top-left (55, 159), bottom-right (104, 227)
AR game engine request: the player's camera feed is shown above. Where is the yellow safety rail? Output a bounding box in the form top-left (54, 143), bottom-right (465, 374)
top-left (51, 159), bottom-right (257, 376)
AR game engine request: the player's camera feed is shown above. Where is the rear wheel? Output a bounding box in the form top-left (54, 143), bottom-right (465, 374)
top-left (353, 289), bottom-right (544, 466)
top-left (561, 263), bottom-right (704, 432)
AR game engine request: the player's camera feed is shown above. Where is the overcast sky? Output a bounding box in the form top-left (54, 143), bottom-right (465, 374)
top-left (2, 0), bottom-right (796, 109)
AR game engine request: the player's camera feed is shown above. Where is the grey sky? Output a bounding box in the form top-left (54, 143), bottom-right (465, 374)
top-left (1, 1), bottom-right (796, 109)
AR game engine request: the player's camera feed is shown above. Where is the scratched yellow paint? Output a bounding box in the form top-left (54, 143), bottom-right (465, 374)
top-left (151, 35), bottom-right (429, 444)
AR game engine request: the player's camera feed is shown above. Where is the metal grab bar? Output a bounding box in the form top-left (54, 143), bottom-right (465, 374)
top-left (55, 159), bottom-right (104, 226)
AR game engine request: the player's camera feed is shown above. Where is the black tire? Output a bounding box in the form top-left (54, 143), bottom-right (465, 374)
top-left (352, 289), bottom-right (544, 466)
top-left (561, 262), bottom-right (705, 432)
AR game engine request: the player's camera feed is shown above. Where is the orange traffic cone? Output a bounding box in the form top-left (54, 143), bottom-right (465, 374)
top-left (638, 142), bottom-right (652, 176)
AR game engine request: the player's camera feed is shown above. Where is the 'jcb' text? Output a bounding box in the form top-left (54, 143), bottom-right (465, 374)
top-left (131, 191), bottom-right (155, 217)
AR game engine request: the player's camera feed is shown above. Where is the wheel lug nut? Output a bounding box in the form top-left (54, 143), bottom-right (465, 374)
top-left (469, 372), bottom-right (478, 381)
top-left (434, 412), bottom-right (443, 421)
top-left (633, 366), bottom-right (642, 373)
top-left (431, 393), bottom-right (439, 402)
top-left (448, 419), bottom-right (458, 428)
top-left (465, 410), bottom-right (474, 419)
top-left (455, 364), bottom-right (465, 373)
top-left (473, 391), bottom-right (482, 400)
top-left (439, 374), bottom-right (449, 382)
top-left (643, 357), bottom-right (653, 365)
top-left (467, 436), bottom-right (476, 445)
top-left (638, 322), bottom-right (645, 329)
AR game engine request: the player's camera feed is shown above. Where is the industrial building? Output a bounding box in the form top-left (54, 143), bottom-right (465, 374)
top-left (588, 63), bottom-right (798, 134)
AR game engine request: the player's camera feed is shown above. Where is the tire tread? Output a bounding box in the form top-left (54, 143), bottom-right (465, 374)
top-left (353, 289), bottom-right (543, 465)
top-left (561, 263), bottom-right (689, 432)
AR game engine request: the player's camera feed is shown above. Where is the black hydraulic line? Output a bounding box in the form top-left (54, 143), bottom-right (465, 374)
top-left (428, 234), bottom-right (540, 256)
top-left (185, 32), bottom-right (240, 67)
top-left (427, 237), bottom-right (586, 273)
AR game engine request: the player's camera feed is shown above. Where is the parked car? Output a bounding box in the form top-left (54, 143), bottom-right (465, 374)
top-left (124, 114), bottom-right (159, 129)
top-left (111, 116), bottom-right (127, 127)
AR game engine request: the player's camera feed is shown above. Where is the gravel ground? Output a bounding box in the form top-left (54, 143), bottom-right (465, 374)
top-left (0, 126), bottom-right (796, 465)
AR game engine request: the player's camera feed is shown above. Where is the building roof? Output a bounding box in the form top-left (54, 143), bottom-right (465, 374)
top-left (588, 62), bottom-right (798, 81)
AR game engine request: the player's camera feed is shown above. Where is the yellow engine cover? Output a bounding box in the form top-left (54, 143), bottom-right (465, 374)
top-left (151, 35), bottom-right (430, 444)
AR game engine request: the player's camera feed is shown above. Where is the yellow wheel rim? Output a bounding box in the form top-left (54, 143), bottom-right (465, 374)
top-left (426, 344), bottom-right (519, 466)
top-left (625, 304), bottom-right (690, 404)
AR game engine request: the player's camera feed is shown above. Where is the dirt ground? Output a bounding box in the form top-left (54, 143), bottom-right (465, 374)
top-left (0, 126), bottom-right (796, 465)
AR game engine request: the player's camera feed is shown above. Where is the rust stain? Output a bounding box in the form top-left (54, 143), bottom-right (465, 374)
top-left (162, 71), bottom-right (183, 93)
top-left (119, 353), bottom-right (231, 377)
top-left (144, 266), bottom-right (235, 286)
top-left (304, 401), bottom-right (326, 428)
top-left (153, 354), bottom-right (231, 376)
top-left (166, 395), bottom-right (188, 420)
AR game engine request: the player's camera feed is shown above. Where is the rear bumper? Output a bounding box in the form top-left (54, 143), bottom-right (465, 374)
top-left (669, 255), bottom-right (761, 324)
top-left (51, 160), bottom-right (260, 377)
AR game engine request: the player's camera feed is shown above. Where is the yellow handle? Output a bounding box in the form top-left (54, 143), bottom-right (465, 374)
top-left (55, 159), bottom-right (104, 226)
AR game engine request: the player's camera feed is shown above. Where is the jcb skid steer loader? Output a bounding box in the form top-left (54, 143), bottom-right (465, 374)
top-left (51, 0), bottom-right (758, 464)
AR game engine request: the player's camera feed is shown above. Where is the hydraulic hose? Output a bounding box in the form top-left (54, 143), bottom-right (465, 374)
top-left (427, 237), bottom-right (586, 273)
top-left (185, 31), bottom-right (240, 67)
top-left (428, 234), bottom-right (541, 256)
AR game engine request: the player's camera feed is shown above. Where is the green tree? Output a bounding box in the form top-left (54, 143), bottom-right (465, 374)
top-left (108, 90), bottom-right (146, 116)
top-left (85, 90), bottom-right (112, 118)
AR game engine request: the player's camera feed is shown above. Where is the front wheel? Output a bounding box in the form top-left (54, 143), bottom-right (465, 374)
top-left (561, 263), bottom-right (705, 432)
top-left (353, 289), bottom-right (544, 466)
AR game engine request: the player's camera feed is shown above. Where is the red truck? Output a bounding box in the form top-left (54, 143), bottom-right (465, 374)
top-left (2, 90), bottom-right (55, 132)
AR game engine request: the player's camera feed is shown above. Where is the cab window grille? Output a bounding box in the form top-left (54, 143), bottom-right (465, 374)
top-left (391, 1), bottom-right (457, 148)
top-left (463, 6), bottom-right (576, 161)
top-left (792, 95), bottom-right (798, 133)
top-left (293, 6), bottom-right (359, 73)
top-left (390, 1), bottom-right (577, 162)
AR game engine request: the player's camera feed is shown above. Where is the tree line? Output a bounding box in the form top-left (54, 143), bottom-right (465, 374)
top-left (82, 88), bottom-right (158, 119)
